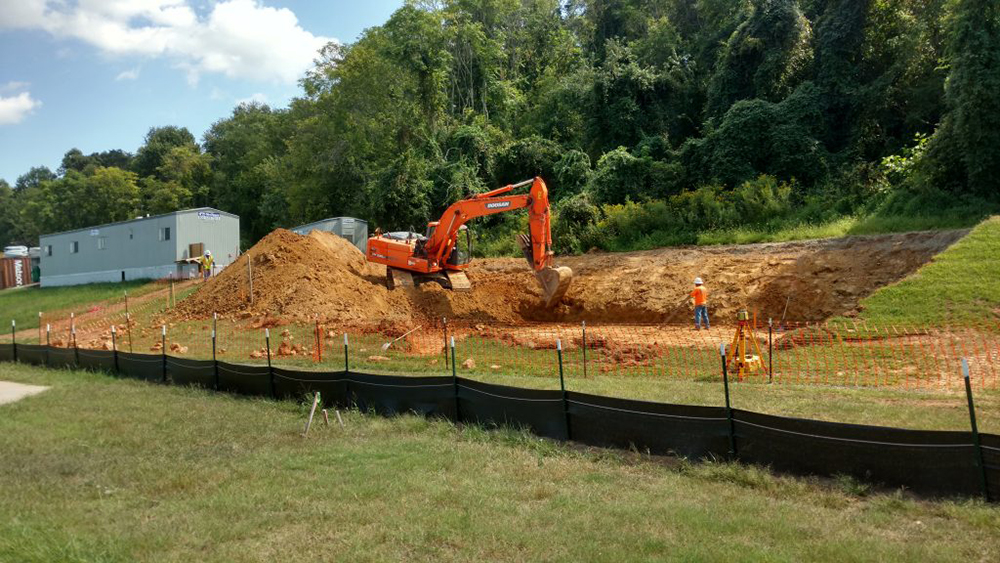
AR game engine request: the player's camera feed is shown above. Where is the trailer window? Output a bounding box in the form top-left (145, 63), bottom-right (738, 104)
top-left (97, 237), bottom-right (107, 250)
top-left (70, 241), bottom-right (79, 254)
top-left (45, 245), bottom-right (51, 256)
top-left (159, 227), bottom-right (171, 241)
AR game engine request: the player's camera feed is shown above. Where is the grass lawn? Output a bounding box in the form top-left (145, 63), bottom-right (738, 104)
top-left (1, 362), bottom-right (998, 562)
top-left (857, 216), bottom-right (1000, 325)
top-left (0, 280), bottom-right (162, 332)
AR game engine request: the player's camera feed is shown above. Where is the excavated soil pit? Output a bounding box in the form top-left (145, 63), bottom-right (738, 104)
top-left (173, 228), bottom-right (967, 327)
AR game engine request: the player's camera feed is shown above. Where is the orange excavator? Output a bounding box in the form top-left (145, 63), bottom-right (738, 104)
top-left (366, 177), bottom-right (573, 307)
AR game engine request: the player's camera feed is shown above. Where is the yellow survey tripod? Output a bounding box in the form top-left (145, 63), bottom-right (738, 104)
top-left (725, 309), bottom-right (768, 381)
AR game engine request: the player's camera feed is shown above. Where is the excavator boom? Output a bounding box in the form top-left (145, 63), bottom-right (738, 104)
top-left (366, 177), bottom-right (572, 307)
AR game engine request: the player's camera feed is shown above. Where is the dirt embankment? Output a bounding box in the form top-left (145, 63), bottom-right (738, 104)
top-left (174, 228), bottom-right (967, 326)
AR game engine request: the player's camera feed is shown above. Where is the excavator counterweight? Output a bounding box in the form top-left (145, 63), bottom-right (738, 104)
top-left (366, 177), bottom-right (572, 308)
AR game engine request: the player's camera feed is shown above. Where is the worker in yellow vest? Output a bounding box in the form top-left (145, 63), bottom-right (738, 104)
top-left (199, 250), bottom-right (214, 281)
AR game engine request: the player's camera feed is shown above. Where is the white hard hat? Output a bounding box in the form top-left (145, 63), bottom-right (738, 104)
top-left (694, 277), bottom-right (703, 285)
top-left (205, 250), bottom-right (211, 256)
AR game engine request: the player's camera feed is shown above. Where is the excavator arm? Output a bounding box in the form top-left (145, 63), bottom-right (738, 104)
top-left (423, 178), bottom-right (553, 271)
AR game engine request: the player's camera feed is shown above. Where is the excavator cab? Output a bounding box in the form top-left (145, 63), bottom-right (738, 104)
top-left (447, 225), bottom-right (472, 266)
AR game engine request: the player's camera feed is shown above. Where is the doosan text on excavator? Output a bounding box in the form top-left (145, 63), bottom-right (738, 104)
top-left (365, 177), bottom-right (573, 307)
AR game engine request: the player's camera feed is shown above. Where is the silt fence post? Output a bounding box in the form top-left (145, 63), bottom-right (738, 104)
top-left (265, 328), bottom-right (274, 398)
top-left (161, 325), bottom-right (167, 383)
top-left (442, 317), bottom-right (449, 368)
top-left (963, 358), bottom-right (990, 502)
top-left (111, 325), bottom-right (118, 373)
top-left (212, 328), bottom-right (219, 390)
top-left (343, 333), bottom-right (349, 373)
top-left (451, 336), bottom-right (460, 423)
top-left (558, 339), bottom-right (571, 440)
top-left (721, 342), bottom-right (736, 458)
top-left (768, 317), bottom-right (773, 384)
top-left (11, 320), bottom-right (16, 362)
top-left (581, 321), bottom-right (588, 379)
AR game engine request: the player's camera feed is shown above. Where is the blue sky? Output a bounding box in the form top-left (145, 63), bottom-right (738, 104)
top-left (0, 0), bottom-right (404, 185)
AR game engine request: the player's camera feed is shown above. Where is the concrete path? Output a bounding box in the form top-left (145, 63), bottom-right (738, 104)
top-left (0, 380), bottom-right (49, 405)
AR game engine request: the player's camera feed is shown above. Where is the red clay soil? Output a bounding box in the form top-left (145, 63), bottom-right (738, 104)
top-left (173, 228), bottom-right (968, 326)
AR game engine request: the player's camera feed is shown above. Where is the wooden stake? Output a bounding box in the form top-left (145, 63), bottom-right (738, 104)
top-left (247, 252), bottom-right (253, 306)
top-left (302, 392), bottom-right (320, 436)
top-left (322, 409), bottom-right (330, 427)
top-left (335, 410), bottom-right (344, 428)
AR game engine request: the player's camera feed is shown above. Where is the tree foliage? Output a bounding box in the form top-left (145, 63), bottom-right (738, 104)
top-left (1, 0), bottom-right (991, 250)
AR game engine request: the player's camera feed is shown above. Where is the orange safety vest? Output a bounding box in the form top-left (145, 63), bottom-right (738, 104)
top-left (690, 286), bottom-right (707, 306)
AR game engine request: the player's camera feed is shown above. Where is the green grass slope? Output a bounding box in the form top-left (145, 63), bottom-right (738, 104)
top-left (0, 280), bottom-right (159, 331)
top-left (1, 363), bottom-right (997, 562)
top-left (858, 216), bottom-right (1000, 325)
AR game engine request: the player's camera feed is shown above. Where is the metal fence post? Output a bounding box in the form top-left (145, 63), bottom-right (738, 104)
top-left (768, 317), bottom-right (773, 384)
top-left (37, 312), bottom-right (41, 345)
top-left (212, 328), bottom-right (219, 390)
top-left (343, 333), bottom-right (349, 373)
top-left (451, 336), bottom-right (460, 423)
top-left (581, 321), bottom-right (588, 379)
top-left (721, 343), bottom-right (736, 457)
top-left (443, 317), bottom-right (449, 367)
top-left (111, 325), bottom-right (119, 373)
top-left (962, 359), bottom-right (990, 502)
top-left (161, 325), bottom-right (167, 383)
top-left (11, 320), bottom-right (16, 363)
top-left (265, 328), bottom-right (274, 398)
top-left (558, 339), bottom-right (571, 440)
top-left (125, 290), bottom-right (133, 353)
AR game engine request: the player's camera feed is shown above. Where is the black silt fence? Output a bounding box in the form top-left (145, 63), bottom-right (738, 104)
top-left (273, 368), bottom-right (348, 405)
top-left (732, 410), bottom-right (986, 498)
top-left (983, 434), bottom-right (1000, 502)
top-left (457, 378), bottom-right (568, 440)
top-left (15, 344), bottom-right (47, 366)
top-left (347, 372), bottom-right (455, 418)
top-left (0, 343), bottom-right (13, 362)
top-left (567, 392), bottom-right (731, 460)
top-left (3, 345), bottom-right (998, 502)
top-left (45, 347), bottom-right (77, 369)
top-left (117, 352), bottom-right (163, 382)
top-left (167, 357), bottom-right (216, 389)
top-left (76, 349), bottom-right (116, 373)
top-left (216, 362), bottom-right (271, 396)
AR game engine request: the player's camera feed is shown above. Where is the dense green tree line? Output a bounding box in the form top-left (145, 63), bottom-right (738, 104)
top-left (1, 0), bottom-right (997, 252)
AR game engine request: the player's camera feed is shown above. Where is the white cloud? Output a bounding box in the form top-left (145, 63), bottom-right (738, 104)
top-left (0, 91), bottom-right (42, 125)
top-left (0, 0), bottom-right (334, 85)
top-left (116, 67), bottom-right (140, 81)
top-left (235, 92), bottom-right (267, 105)
top-left (0, 81), bottom-right (30, 93)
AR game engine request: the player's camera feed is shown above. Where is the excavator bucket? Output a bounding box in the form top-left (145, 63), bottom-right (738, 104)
top-left (518, 232), bottom-right (572, 307)
top-left (535, 266), bottom-right (573, 308)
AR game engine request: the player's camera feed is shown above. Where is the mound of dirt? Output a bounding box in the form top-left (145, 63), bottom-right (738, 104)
top-left (175, 229), bottom-right (413, 323)
top-left (528, 229), bottom-right (968, 323)
top-left (175, 227), bottom-right (967, 326)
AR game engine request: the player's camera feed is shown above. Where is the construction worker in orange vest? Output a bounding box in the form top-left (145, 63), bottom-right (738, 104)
top-left (691, 277), bottom-right (709, 330)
